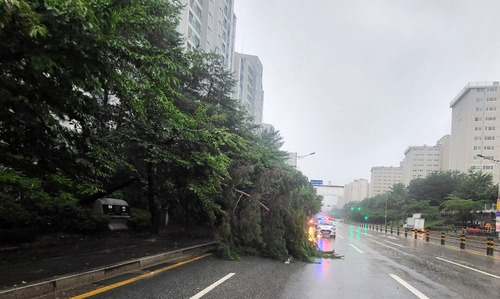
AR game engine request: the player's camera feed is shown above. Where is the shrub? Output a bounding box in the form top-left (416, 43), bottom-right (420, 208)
top-left (128, 208), bottom-right (152, 231)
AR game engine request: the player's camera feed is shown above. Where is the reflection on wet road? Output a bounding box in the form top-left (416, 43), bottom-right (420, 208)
top-left (282, 222), bottom-right (500, 298)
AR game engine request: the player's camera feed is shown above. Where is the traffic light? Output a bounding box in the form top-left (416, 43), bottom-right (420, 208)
top-left (357, 207), bottom-right (361, 211)
top-left (350, 207), bottom-right (354, 211)
top-left (364, 216), bottom-right (368, 221)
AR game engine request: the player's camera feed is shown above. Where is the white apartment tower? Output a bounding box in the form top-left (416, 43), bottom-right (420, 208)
top-left (177, 0), bottom-right (236, 70)
top-left (449, 82), bottom-right (500, 182)
top-left (232, 53), bottom-right (264, 124)
top-left (370, 166), bottom-right (403, 197)
top-left (402, 144), bottom-right (442, 185)
top-left (344, 179), bottom-right (369, 206)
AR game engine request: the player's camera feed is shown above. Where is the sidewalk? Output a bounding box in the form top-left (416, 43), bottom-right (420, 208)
top-left (0, 229), bottom-right (215, 298)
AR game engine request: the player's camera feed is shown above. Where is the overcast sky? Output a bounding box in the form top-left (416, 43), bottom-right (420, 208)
top-left (233, 0), bottom-right (500, 186)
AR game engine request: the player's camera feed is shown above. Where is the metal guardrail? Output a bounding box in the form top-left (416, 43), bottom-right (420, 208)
top-left (350, 222), bottom-right (497, 256)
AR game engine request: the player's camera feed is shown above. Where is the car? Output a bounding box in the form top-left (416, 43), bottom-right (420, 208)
top-left (315, 219), bottom-right (336, 238)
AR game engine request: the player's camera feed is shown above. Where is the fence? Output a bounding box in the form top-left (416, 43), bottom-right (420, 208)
top-left (349, 222), bottom-right (496, 256)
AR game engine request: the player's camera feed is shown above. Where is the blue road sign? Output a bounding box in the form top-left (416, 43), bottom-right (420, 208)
top-left (310, 180), bottom-right (323, 185)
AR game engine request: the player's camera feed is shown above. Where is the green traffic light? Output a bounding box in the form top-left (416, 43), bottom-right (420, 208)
top-left (357, 207), bottom-right (361, 211)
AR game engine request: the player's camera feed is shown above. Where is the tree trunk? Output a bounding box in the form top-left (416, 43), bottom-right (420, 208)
top-left (147, 161), bottom-right (160, 235)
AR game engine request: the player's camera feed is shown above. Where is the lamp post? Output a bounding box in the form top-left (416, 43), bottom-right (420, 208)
top-left (385, 193), bottom-right (388, 227)
top-left (476, 154), bottom-right (500, 238)
top-left (298, 152), bottom-right (315, 159)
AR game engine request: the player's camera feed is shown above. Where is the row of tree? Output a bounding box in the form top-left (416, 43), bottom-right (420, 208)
top-left (0, 0), bottom-right (323, 261)
top-left (343, 170), bottom-right (498, 228)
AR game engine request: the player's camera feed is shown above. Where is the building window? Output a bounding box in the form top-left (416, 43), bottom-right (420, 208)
top-left (484, 146), bottom-right (495, 150)
top-left (486, 107), bottom-right (497, 111)
top-left (487, 97), bottom-right (497, 101)
top-left (483, 165), bottom-right (494, 170)
top-left (476, 107), bottom-right (483, 112)
top-left (487, 87), bottom-right (497, 91)
top-left (474, 127), bottom-right (482, 131)
top-left (477, 88), bottom-right (485, 92)
top-left (473, 146), bottom-right (481, 150)
top-left (475, 117), bottom-right (483, 121)
top-left (476, 98), bottom-right (484, 102)
top-left (485, 116), bottom-right (496, 121)
top-left (485, 136), bottom-right (495, 140)
top-left (474, 136), bottom-right (482, 141)
top-left (485, 126), bottom-right (496, 131)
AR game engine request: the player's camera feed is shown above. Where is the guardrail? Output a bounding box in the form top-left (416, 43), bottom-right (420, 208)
top-left (0, 242), bottom-right (216, 299)
top-left (349, 222), bottom-right (497, 256)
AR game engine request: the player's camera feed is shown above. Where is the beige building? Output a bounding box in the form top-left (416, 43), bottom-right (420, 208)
top-left (437, 135), bottom-right (451, 171)
top-left (402, 144), bottom-right (442, 185)
top-left (370, 166), bottom-right (403, 196)
top-left (450, 81), bottom-right (500, 182)
top-left (343, 179), bottom-right (369, 206)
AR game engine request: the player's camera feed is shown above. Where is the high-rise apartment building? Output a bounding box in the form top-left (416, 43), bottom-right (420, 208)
top-left (370, 166), bottom-right (403, 196)
top-left (344, 179), bottom-right (369, 206)
top-left (449, 81), bottom-right (500, 182)
top-left (437, 135), bottom-right (451, 171)
top-left (177, 0), bottom-right (236, 70)
top-left (402, 144), bottom-right (442, 185)
top-left (232, 52), bottom-right (264, 124)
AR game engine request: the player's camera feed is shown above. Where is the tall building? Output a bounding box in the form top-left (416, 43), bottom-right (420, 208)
top-left (177, 0), bottom-right (236, 70)
top-left (449, 81), bottom-right (500, 182)
top-left (232, 52), bottom-right (264, 123)
top-left (437, 135), bottom-right (451, 171)
top-left (370, 166), bottom-right (403, 197)
top-left (344, 179), bottom-right (369, 206)
top-left (401, 144), bottom-right (442, 185)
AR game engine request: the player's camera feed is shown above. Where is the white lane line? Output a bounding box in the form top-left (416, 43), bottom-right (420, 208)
top-left (385, 241), bottom-right (405, 248)
top-left (350, 243), bottom-right (364, 253)
top-left (389, 274), bottom-right (429, 299)
top-left (190, 273), bottom-right (235, 299)
top-left (435, 257), bottom-right (500, 279)
top-left (386, 236), bottom-right (398, 240)
top-left (338, 235), bottom-right (345, 239)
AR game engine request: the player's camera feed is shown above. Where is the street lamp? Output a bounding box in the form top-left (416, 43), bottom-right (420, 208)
top-left (385, 193), bottom-right (388, 227)
top-left (476, 154), bottom-right (500, 238)
top-left (298, 152), bottom-right (315, 159)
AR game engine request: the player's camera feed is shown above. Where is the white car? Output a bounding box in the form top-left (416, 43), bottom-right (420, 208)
top-left (315, 219), bottom-right (336, 238)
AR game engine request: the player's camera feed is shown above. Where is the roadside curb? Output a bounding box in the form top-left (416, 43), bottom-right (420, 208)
top-left (0, 242), bottom-right (216, 299)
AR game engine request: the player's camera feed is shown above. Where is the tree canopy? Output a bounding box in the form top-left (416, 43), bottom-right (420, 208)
top-left (344, 171), bottom-right (497, 228)
top-left (1, 0), bottom-right (324, 261)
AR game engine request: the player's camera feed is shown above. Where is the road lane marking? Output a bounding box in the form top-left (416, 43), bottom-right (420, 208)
top-left (338, 235), bottom-right (345, 239)
top-left (71, 253), bottom-right (212, 299)
top-left (386, 236), bottom-right (398, 240)
top-left (389, 274), bottom-right (429, 299)
top-left (190, 273), bottom-right (235, 299)
top-left (435, 257), bottom-right (500, 279)
top-left (350, 243), bottom-right (364, 253)
top-left (385, 241), bottom-right (404, 248)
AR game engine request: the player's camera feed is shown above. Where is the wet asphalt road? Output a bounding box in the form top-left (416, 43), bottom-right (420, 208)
top-left (73, 223), bottom-right (500, 299)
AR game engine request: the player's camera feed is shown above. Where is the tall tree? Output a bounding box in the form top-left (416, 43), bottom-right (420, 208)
top-left (407, 171), bottom-right (463, 206)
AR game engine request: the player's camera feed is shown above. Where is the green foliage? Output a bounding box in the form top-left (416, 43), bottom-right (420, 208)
top-left (407, 171), bottom-right (463, 206)
top-left (346, 170), bottom-right (497, 227)
top-left (127, 208), bottom-right (152, 231)
top-left (451, 170), bottom-right (498, 202)
top-left (441, 195), bottom-right (483, 227)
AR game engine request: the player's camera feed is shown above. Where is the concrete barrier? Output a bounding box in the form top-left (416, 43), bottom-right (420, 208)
top-left (0, 242), bottom-right (216, 299)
